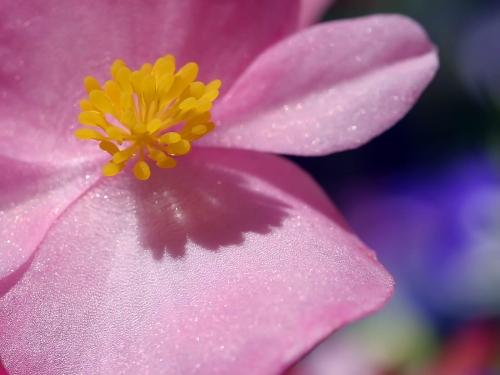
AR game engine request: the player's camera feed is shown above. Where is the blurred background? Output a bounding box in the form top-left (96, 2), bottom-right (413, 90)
top-left (288, 0), bottom-right (500, 374)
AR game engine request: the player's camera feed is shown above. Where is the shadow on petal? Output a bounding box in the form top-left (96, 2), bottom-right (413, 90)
top-left (123, 159), bottom-right (291, 259)
top-left (0, 250), bottom-right (35, 298)
top-left (0, 11), bottom-right (25, 95)
top-left (0, 359), bottom-right (8, 375)
top-left (0, 156), bottom-right (49, 211)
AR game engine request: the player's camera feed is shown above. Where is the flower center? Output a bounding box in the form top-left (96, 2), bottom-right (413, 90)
top-left (75, 55), bottom-right (220, 180)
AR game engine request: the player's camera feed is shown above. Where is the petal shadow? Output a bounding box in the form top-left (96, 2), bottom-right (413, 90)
top-left (124, 155), bottom-right (291, 259)
top-left (0, 156), bottom-right (49, 211)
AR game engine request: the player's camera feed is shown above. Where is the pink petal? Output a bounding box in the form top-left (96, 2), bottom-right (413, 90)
top-left (299, 0), bottom-right (334, 27)
top-left (0, 155), bottom-right (102, 280)
top-left (0, 0), bottom-right (299, 162)
top-left (0, 362), bottom-right (7, 375)
top-left (203, 15), bottom-right (439, 155)
top-left (0, 148), bottom-right (393, 375)
top-left (285, 337), bottom-right (378, 375)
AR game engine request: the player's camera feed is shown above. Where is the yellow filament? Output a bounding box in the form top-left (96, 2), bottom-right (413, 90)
top-left (75, 55), bottom-right (220, 180)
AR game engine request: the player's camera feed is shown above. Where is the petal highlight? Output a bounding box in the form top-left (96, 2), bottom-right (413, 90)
top-left (204, 15), bottom-right (439, 156)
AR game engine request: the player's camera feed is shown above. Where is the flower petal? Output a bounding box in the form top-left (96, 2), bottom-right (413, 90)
top-left (299, 0), bottom-right (334, 27)
top-left (0, 148), bottom-right (393, 375)
top-left (0, 156), bottom-right (102, 280)
top-left (204, 15), bottom-right (439, 155)
top-left (0, 0), bottom-right (299, 162)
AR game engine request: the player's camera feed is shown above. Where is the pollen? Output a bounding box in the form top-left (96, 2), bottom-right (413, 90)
top-left (75, 55), bottom-right (220, 180)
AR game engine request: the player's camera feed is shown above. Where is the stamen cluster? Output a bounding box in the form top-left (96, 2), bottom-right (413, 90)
top-left (75, 55), bottom-right (220, 180)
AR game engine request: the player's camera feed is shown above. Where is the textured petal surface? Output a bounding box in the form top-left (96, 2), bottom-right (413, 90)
top-left (202, 15), bottom-right (439, 155)
top-left (0, 0), bottom-right (299, 162)
top-left (0, 156), bottom-right (102, 280)
top-left (0, 148), bottom-right (393, 375)
top-left (299, 0), bottom-right (334, 27)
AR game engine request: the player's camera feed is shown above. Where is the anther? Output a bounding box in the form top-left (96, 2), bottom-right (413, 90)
top-left (75, 55), bottom-right (221, 180)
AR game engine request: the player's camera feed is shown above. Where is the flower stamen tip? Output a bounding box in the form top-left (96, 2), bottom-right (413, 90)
top-left (75, 55), bottom-right (220, 180)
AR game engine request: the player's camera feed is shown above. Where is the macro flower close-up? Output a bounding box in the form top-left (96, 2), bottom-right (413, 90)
top-left (0, 0), bottom-right (438, 374)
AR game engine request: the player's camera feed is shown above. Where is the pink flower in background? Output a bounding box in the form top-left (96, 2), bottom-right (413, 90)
top-left (0, 0), bottom-right (437, 374)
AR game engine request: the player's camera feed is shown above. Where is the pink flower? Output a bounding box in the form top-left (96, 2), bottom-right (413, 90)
top-left (0, 1), bottom-right (438, 374)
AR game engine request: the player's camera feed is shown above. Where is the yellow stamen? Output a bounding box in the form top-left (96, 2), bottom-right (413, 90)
top-left (116, 67), bottom-right (133, 93)
top-left (192, 125), bottom-right (207, 135)
top-left (168, 140), bottom-right (191, 155)
top-left (113, 149), bottom-right (135, 164)
top-left (104, 81), bottom-right (123, 114)
top-left (78, 111), bottom-right (107, 129)
top-left (120, 109), bottom-right (136, 127)
top-left (160, 132), bottom-right (181, 144)
top-left (75, 55), bottom-right (221, 180)
top-left (84, 76), bottom-right (102, 93)
top-left (79, 99), bottom-right (94, 111)
top-left (133, 161), bottom-right (151, 180)
top-left (141, 74), bottom-right (156, 112)
top-left (89, 90), bottom-right (114, 114)
top-left (140, 63), bottom-right (153, 75)
top-left (206, 79), bottom-right (222, 91)
top-left (103, 161), bottom-right (125, 176)
top-left (75, 128), bottom-right (107, 141)
top-left (105, 127), bottom-right (124, 143)
top-left (110, 60), bottom-right (127, 80)
top-left (146, 118), bottom-right (162, 134)
top-left (99, 141), bottom-right (120, 155)
top-left (157, 157), bottom-right (177, 169)
top-left (149, 150), bottom-right (167, 162)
